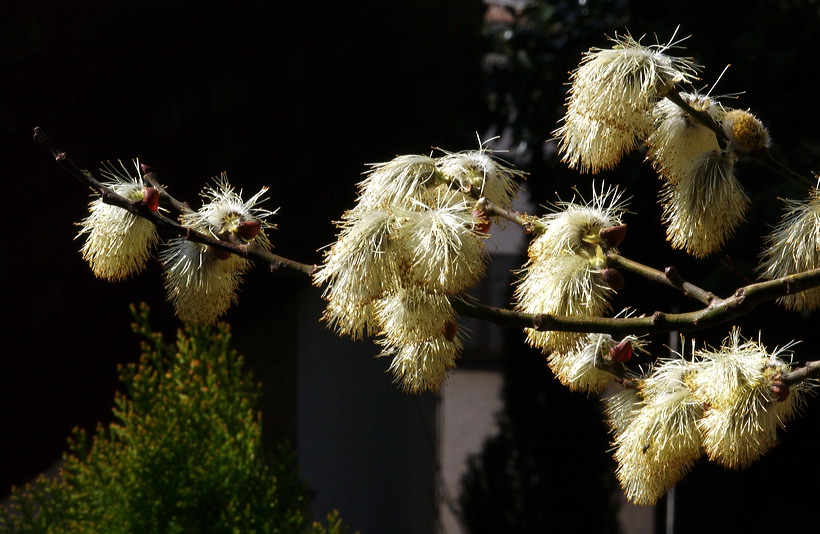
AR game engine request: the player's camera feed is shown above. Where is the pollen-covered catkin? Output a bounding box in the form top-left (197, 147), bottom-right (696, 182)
top-left (554, 33), bottom-right (698, 173)
top-left (758, 187), bottom-right (820, 311)
top-left (686, 329), bottom-right (806, 469)
top-left (660, 149), bottom-right (748, 257)
top-left (374, 287), bottom-right (462, 392)
top-left (610, 359), bottom-right (703, 505)
top-left (161, 174), bottom-right (274, 324)
top-left (315, 147), bottom-right (524, 392)
top-left (722, 109), bottom-right (770, 154)
top-left (645, 93), bottom-right (723, 184)
top-left (515, 186), bottom-right (627, 354)
top-left (77, 159), bottom-right (160, 281)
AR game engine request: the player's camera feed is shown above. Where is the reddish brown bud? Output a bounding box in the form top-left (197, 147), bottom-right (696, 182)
top-left (771, 380), bottom-right (789, 402)
top-left (140, 163), bottom-right (152, 174)
top-left (237, 220), bottom-right (262, 241)
top-left (210, 245), bottom-right (232, 260)
top-left (471, 208), bottom-right (491, 234)
top-left (443, 319), bottom-right (459, 341)
top-left (608, 339), bottom-right (633, 363)
top-left (600, 224), bottom-right (627, 248)
top-left (142, 187), bottom-right (160, 212)
top-left (601, 267), bottom-right (624, 290)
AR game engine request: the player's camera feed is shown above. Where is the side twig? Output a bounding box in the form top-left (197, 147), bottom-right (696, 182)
top-left (34, 127), bottom-right (318, 278)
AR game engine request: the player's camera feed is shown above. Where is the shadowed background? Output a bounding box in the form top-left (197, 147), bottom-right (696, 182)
top-left (3, 2), bottom-right (820, 533)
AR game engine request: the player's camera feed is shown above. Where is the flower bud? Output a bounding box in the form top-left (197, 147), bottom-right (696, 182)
top-left (443, 318), bottom-right (459, 341)
top-left (237, 220), bottom-right (262, 241)
top-left (722, 109), bottom-right (770, 154)
top-left (600, 224), bottom-right (627, 248)
top-left (471, 208), bottom-right (491, 233)
top-left (142, 187), bottom-right (160, 212)
top-left (770, 379), bottom-right (789, 402)
top-left (601, 267), bottom-right (625, 290)
top-left (608, 339), bottom-right (633, 362)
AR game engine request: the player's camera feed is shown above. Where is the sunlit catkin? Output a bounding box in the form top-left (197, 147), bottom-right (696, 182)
top-left (435, 149), bottom-right (523, 210)
top-left (549, 332), bottom-right (646, 394)
top-left (357, 155), bottom-right (440, 210)
top-left (161, 175), bottom-right (273, 324)
top-left (395, 198), bottom-right (488, 294)
top-left (758, 187), bottom-right (820, 311)
top-left (77, 159), bottom-right (160, 281)
top-left (660, 149), bottom-right (748, 257)
top-left (686, 329), bottom-right (806, 469)
top-left (554, 32), bottom-right (698, 174)
top-left (722, 108), bottom-right (770, 154)
top-left (374, 288), bottom-right (462, 392)
top-left (313, 209), bottom-right (401, 339)
top-left (613, 359), bottom-right (704, 505)
top-left (645, 93), bottom-right (723, 184)
top-left (515, 186), bottom-right (627, 354)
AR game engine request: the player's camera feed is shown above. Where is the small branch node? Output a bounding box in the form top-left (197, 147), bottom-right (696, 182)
top-left (783, 279), bottom-right (794, 295)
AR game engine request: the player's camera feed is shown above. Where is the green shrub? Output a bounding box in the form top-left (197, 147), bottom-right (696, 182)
top-left (0, 303), bottom-right (346, 534)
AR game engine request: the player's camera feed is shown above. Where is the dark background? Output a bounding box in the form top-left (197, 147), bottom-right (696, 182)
top-left (4, 1), bottom-right (820, 532)
top-left (2, 0), bottom-right (486, 488)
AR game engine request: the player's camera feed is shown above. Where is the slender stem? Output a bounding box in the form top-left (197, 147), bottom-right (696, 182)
top-left (140, 165), bottom-right (194, 215)
top-left (664, 89), bottom-right (814, 192)
top-left (750, 148), bottom-right (815, 192)
top-left (34, 127), bottom-right (318, 278)
top-left (605, 253), bottom-right (719, 306)
top-left (476, 197), bottom-right (537, 233)
top-left (663, 89), bottom-right (727, 142)
top-left (715, 251), bottom-right (755, 285)
top-left (453, 265), bottom-right (820, 337)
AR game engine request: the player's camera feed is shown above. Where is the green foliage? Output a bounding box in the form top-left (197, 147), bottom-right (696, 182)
top-left (0, 303), bottom-right (347, 534)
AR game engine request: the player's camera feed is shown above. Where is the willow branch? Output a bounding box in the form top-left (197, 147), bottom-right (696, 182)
top-left (663, 88), bottom-right (727, 141)
top-left (140, 164), bottom-right (193, 215)
top-left (605, 252), bottom-right (719, 306)
top-left (475, 197), bottom-right (537, 233)
top-left (780, 360), bottom-right (820, 387)
top-left (664, 89), bottom-right (814, 192)
top-left (34, 127), bottom-right (317, 278)
top-left (453, 265), bottom-right (820, 337)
